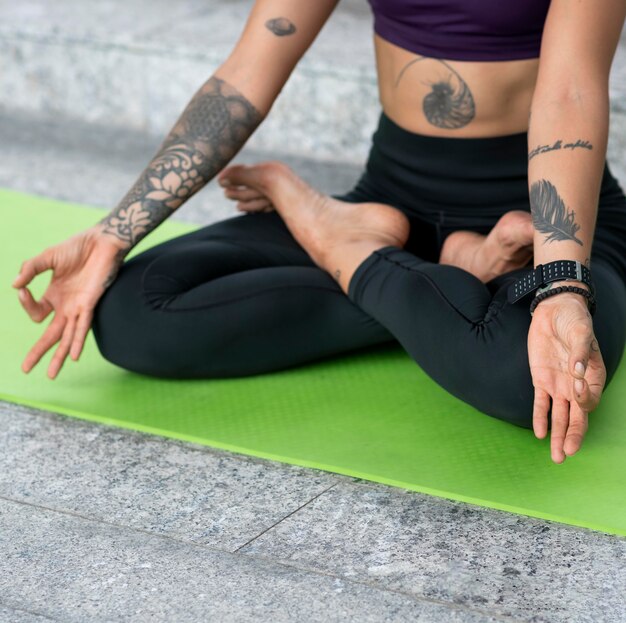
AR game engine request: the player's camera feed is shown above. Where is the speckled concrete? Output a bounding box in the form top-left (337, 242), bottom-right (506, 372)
top-left (0, 401), bottom-right (341, 552)
top-left (239, 480), bottom-right (626, 623)
top-left (1, 400), bottom-right (624, 622)
top-left (0, 496), bottom-right (515, 623)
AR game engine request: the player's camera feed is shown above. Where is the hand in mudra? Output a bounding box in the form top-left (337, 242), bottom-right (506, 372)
top-left (527, 291), bottom-right (606, 463)
top-left (12, 227), bottom-right (128, 379)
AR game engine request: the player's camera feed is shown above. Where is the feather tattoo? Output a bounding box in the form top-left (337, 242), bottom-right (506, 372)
top-left (529, 179), bottom-right (584, 246)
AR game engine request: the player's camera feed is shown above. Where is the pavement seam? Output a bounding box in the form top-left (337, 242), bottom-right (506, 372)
top-left (232, 552), bottom-right (530, 623)
top-left (0, 494), bottom-right (525, 623)
top-left (232, 482), bottom-right (340, 553)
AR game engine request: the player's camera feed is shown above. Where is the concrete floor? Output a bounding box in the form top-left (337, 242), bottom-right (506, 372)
top-left (2, 398), bottom-right (625, 623)
top-left (1, 1), bottom-right (625, 621)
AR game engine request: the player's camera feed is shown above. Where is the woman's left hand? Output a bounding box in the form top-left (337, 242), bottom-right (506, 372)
top-left (527, 291), bottom-right (606, 463)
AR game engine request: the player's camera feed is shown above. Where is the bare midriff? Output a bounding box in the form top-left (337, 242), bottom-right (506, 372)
top-left (374, 34), bottom-right (540, 138)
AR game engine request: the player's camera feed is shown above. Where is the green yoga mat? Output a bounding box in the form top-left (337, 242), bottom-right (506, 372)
top-left (1, 188), bottom-right (625, 536)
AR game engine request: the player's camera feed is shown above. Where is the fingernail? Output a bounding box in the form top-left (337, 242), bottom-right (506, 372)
top-left (12, 275), bottom-right (21, 285)
top-left (575, 378), bottom-right (584, 393)
top-left (575, 361), bottom-right (585, 376)
top-left (18, 288), bottom-right (25, 298)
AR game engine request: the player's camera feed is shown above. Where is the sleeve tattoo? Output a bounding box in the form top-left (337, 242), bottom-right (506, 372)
top-left (97, 76), bottom-right (263, 248)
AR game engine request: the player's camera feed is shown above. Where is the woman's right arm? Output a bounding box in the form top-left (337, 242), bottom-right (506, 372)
top-left (95, 0), bottom-right (340, 253)
top-left (12, 0), bottom-right (339, 380)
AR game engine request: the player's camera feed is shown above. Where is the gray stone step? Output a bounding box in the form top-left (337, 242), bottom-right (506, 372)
top-left (1, 497), bottom-right (507, 623)
top-left (0, 0), bottom-right (377, 164)
top-left (1, 0), bottom-right (624, 165)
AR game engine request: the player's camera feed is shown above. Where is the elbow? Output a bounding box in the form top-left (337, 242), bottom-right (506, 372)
top-left (532, 67), bottom-right (610, 109)
top-left (531, 81), bottom-right (610, 120)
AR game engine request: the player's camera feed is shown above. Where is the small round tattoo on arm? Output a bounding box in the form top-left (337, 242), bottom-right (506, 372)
top-left (265, 17), bottom-right (296, 37)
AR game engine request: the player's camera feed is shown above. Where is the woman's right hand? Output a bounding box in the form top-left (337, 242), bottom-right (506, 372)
top-left (11, 226), bottom-right (130, 379)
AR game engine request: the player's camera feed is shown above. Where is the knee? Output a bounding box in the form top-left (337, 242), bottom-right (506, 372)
top-left (91, 257), bottom-right (229, 379)
top-left (486, 382), bottom-right (535, 429)
top-left (458, 357), bottom-right (535, 430)
top-left (492, 362), bottom-right (536, 429)
top-left (91, 260), bottom-right (164, 376)
top-left (91, 268), bottom-right (133, 370)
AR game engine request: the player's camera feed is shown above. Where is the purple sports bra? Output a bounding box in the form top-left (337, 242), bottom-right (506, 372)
top-left (367, 0), bottom-right (552, 61)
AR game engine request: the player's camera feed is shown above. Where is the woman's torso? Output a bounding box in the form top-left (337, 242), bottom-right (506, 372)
top-left (369, 0), bottom-right (547, 137)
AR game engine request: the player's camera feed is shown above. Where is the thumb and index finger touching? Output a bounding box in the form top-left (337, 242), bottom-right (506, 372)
top-left (12, 250), bottom-right (55, 322)
top-left (567, 328), bottom-right (602, 412)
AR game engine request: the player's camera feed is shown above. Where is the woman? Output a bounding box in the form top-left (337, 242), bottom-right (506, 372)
top-left (11, 0), bottom-right (626, 465)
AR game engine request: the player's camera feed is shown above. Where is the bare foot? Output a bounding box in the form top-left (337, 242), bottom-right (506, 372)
top-left (439, 210), bottom-right (534, 282)
top-left (218, 161), bottom-right (410, 293)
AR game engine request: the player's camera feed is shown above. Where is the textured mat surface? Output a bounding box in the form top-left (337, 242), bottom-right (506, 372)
top-left (1, 188), bottom-right (625, 536)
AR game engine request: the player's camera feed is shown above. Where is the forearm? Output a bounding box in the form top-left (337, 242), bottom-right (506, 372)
top-left (95, 74), bottom-right (263, 250)
top-left (528, 88), bottom-right (609, 276)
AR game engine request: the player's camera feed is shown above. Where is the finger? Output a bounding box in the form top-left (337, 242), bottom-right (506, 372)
top-left (236, 199), bottom-right (273, 213)
top-left (48, 314), bottom-right (78, 379)
top-left (70, 309), bottom-right (94, 361)
top-left (572, 375), bottom-right (599, 412)
top-left (13, 250), bottom-right (53, 288)
top-left (21, 314), bottom-right (65, 374)
top-left (550, 397), bottom-right (570, 464)
top-left (17, 286), bottom-right (54, 323)
top-left (532, 387), bottom-right (551, 439)
top-left (224, 186), bottom-right (265, 202)
top-left (568, 325), bottom-right (592, 380)
top-left (563, 401), bottom-right (588, 457)
top-left (218, 164), bottom-right (247, 187)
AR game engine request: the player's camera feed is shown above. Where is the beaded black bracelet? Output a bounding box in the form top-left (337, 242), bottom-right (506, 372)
top-left (529, 285), bottom-right (596, 317)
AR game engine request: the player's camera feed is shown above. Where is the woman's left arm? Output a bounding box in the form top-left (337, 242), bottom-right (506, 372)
top-left (526, 0), bottom-right (626, 463)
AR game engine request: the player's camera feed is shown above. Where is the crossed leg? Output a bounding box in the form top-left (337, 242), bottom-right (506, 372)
top-left (91, 159), bottom-right (626, 436)
top-left (215, 161), bottom-right (625, 430)
top-left (93, 160), bottom-right (539, 419)
top-left (91, 208), bottom-right (398, 379)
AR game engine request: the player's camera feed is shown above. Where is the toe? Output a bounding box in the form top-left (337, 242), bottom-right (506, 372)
top-left (223, 161), bottom-right (296, 197)
top-left (218, 164), bottom-right (248, 187)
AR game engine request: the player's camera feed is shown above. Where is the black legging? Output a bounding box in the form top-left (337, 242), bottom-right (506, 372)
top-left (91, 113), bottom-right (626, 428)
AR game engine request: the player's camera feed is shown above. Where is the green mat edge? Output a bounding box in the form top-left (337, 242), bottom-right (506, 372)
top-left (3, 390), bottom-right (622, 537)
